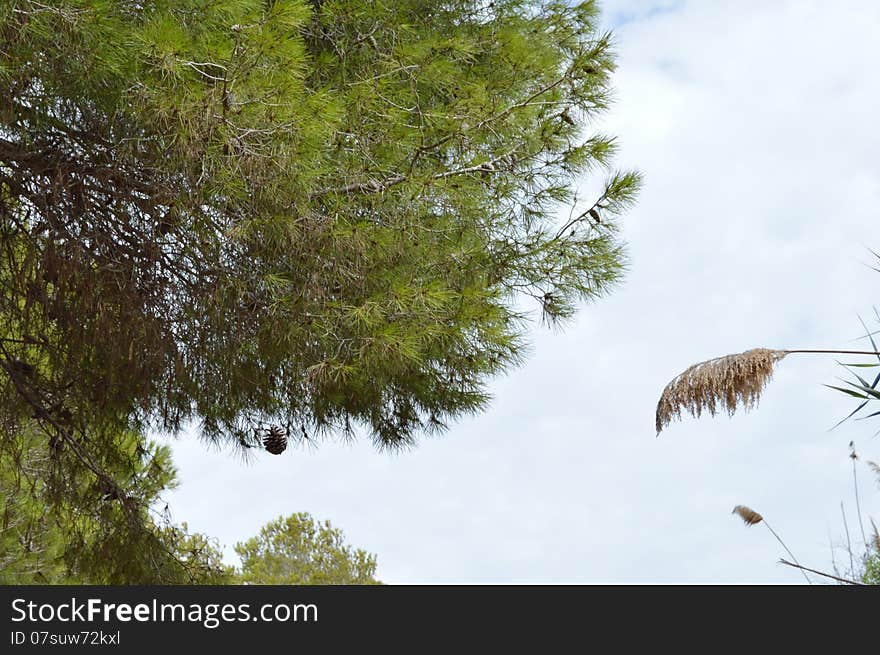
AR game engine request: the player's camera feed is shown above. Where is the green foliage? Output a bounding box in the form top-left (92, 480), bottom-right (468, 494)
top-left (0, 0), bottom-right (638, 453)
top-left (235, 512), bottom-right (379, 584)
top-left (860, 463), bottom-right (880, 585)
top-left (0, 425), bottom-right (68, 582)
top-left (0, 425), bottom-right (232, 584)
top-left (827, 298), bottom-right (880, 584)
top-left (0, 1), bottom-right (637, 578)
top-left (864, 551), bottom-right (880, 585)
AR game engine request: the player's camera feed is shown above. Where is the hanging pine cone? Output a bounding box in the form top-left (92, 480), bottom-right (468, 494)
top-left (263, 424), bottom-right (288, 455)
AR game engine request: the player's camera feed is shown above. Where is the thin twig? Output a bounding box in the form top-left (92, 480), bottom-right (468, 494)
top-left (763, 520), bottom-right (811, 584)
top-left (850, 447), bottom-right (869, 552)
top-left (778, 559), bottom-right (864, 585)
top-left (828, 530), bottom-right (840, 580)
top-left (840, 502), bottom-right (855, 578)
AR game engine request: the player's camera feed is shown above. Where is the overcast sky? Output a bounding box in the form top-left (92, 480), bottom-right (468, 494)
top-left (165, 0), bottom-right (880, 583)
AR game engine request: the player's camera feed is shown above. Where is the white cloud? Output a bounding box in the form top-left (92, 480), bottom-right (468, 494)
top-left (165, 0), bottom-right (880, 583)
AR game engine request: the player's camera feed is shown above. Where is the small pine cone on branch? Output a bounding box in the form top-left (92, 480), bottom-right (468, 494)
top-left (263, 425), bottom-right (288, 455)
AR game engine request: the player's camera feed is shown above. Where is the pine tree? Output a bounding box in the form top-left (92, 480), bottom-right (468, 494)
top-left (0, 425), bottom-right (231, 584)
top-left (1, 1), bottom-right (639, 526)
top-left (235, 512), bottom-right (380, 585)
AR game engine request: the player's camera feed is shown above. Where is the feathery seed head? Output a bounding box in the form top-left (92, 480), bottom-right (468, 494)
top-left (655, 348), bottom-right (787, 434)
top-left (732, 505), bottom-right (764, 526)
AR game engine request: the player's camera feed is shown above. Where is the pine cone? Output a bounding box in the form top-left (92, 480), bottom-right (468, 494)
top-left (263, 425), bottom-right (288, 455)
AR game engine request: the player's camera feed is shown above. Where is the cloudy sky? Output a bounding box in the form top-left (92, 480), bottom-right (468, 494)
top-left (165, 0), bottom-right (880, 583)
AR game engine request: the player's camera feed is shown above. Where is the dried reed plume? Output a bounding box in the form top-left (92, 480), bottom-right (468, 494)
top-left (656, 346), bottom-right (880, 434)
top-left (656, 348), bottom-right (787, 434)
top-left (731, 504), bottom-right (811, 583)
top-left (732, 505), bottom-right (763, 526)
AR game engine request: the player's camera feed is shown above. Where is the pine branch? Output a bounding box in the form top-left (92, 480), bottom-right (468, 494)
top-left (311, 146), bottom-right (523, 197)
top-left (0, 345), bottom-right (132, 514)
